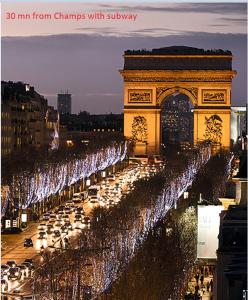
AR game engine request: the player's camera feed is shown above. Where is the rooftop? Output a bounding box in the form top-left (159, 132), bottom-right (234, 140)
top-left (124, 46), bottom-right (232, 56)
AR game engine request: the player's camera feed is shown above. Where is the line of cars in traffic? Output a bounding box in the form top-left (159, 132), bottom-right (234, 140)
top-left (1, 259), bottom-right (34, 293)
top-left (1, 163), bottom-right (163, 294)
top-left (1, 197), bottom-right (91, 293)
top-left (86, 163), bottom-right (162, 209)
top-left (33, 164), bottom-right (161, 249)
top-left (35, 200), bottom-right (91, 248)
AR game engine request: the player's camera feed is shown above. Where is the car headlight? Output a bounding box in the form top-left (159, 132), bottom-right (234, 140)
top-left (15, 272), bottom-right (18, 276)
top-left (7, 272), bottom-right (10, 275)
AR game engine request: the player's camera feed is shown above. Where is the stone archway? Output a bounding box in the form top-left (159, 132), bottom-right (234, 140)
top-left (160, 92), bottom-right (194, 145)
top-left (120, 46), bottom-right (236, 155)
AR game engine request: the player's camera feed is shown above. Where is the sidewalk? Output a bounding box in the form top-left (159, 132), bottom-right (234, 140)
top-left (186, 269), bottom-right (214, 300)
top-left (188, 276), bottom-right (213, 299)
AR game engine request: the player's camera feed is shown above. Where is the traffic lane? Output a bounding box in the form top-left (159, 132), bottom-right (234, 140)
top-left (1, 244), bottom-right (40, 265)
top-left (1, 166), bottom-right (150, 293)
top-left (1, 222), bottom-right (39, 256)
top-left (1, 223), bottom-right (50, 264)
top-left (1, 166), bottom-right (145, 264)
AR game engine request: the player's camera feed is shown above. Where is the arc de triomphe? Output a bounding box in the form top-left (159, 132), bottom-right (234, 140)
top-left (120, 46), bottom-right (236, 155)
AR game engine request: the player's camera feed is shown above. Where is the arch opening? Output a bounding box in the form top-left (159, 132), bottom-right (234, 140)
top-left (161, 93), bottom-right (194, 148)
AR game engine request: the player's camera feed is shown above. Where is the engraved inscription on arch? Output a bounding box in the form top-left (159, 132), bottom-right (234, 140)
top-left (202, 89), bottom-right (226, 103)
top-left (128, 89), bottom-right (152, 103)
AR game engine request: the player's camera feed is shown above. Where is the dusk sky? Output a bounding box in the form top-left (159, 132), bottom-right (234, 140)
top-left (2, 2), bottom-right (247, 114)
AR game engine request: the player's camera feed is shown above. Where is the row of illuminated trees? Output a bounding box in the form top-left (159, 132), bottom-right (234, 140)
top-left (32, 142), bottom-right (213, 299)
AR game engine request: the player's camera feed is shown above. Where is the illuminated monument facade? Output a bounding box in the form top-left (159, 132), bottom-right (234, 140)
top-left (120, 46), bottom-right (236, 155)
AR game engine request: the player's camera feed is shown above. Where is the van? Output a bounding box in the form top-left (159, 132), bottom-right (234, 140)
top-left (88, 185), bottom-right (100, 197)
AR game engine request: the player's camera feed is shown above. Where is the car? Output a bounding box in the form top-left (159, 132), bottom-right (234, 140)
top-left (54, 220), bottom-right (63, 228)
top-left (82, 216), bottom-right (91, 225)
top-left (38, 231), bottom-right (47, 239)
top-left (49, 214), bottom-right (56, 220)
top-left (60, 226), bottom-right (68, 234)
top-left (1, 227), bottom-right (22, 234)
top-left (48, 218), bottom-right (56, 224)
top-left (57, 213), bottom-right (63, 220)
top-left (46, 225), bottom-right (54, 235)
top-left (17, 264), bottom-right (29, 277)
top-left (74, 207), bottom-right (84, 214)
top-left (8, 267), bottom-right (21, 280)
top-left (88, 185), bottom-right (100, 198)
top-left (6, 260), bottom-right (16, 268)
top-left (20, 265), bottom-right (32, 277)
top-left (52, 230), bottom-right (61, 238)
top-left (42, 213), bottom-right (50, 221)
top-left (22, 261), bottom-right (34, 275)
top-left (1, 279), bottom-right (8, 292)
top-left (74, 214), bottom-right (83, 221)
top-left (24, 238), bottom-right (33, 247)
top-left (64, 222), bottom-right (73, 230)
top-left (64, 207), bottom-right (71, 214)
top-left (72, 197), bottom-right (81, 203)
top-left (24, 259), bottom-right (34, 266)
top-left (38, 223), bottom-right (47, 230)
top-left (108, 174), bottom-right (116, 181)
top-left (66, 200), bottom-right (74, 205)
top-left (80, 191), bottom-right (88, 200)
top-left (62, 215), bottom-right (70, 222)
top-left (65, 206), bottom-right (75, 213)
top-left (107, 200), bottom-right (115, 207)
top-left (89, 194), bottom-right (100, 202)
top-left (73, 192), bottom-right (84, 200)
top-left (1, 265), bottom-right (10, 279)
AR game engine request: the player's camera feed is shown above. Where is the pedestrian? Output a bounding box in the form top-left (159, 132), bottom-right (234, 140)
top-left (195, 284), bottom-right (200, 294)
top-left (206, 281), bottom-right (210, 292)
top-left (209, 266), bottom-right (212, 275)
top-left (40, 245), bottom-right (44, 254)
top-left (195, 273), bottom-right (199, 284)
top-left (200, 275), bottom-right (204, 285)
top-left (210, 279), bottom-right (213, 291)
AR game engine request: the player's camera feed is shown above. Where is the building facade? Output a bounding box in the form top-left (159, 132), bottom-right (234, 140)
top-left (231, 106), bottom-right (247, 146)
top-left (1, 81), bottom-right (58, 156)
top-left (216, 205), bottom-right (247, 300)
top-left (60, 112), bottom-right (123, 132)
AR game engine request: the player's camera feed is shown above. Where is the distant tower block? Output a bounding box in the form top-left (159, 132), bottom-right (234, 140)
top-left (57, 91), bottom-right (71, 114)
